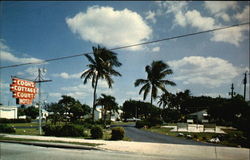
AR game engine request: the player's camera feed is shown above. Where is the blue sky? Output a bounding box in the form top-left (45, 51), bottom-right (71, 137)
top-left (0, 1), bottom-right (249, 107)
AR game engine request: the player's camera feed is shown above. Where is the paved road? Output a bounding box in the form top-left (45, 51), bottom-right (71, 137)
top-left (112, 124), bottom-right (216, 146)
top-left (0, 142), bottom-right (169, 160)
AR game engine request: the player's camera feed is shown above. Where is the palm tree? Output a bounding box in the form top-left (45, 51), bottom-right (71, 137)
top-left (134, 61), bottom-right (176, 107)
top-left (81, 45), bottom-right (122, 121)
top-left (96, 94), bottom-right (118, 125)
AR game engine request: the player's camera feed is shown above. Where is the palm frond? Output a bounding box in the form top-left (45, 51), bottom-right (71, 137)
top-left (134, 79), bottom-right (148, 87)
top-left (139, 83), bottom-right (150, 95)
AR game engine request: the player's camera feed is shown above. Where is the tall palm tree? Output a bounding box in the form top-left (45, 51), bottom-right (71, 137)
top-left (134, 61), bottom-right (176, 107)
top-left (96, 94), bottom-right (118, 125)
top-left (81, 45), bottom-right (122, 121)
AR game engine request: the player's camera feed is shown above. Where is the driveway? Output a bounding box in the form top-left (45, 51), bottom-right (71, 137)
top-left (112, 124), bottom-right (217, 146)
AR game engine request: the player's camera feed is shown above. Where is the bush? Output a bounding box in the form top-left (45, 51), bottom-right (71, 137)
top-left (0, 124), bottom-right (16, 133)
top-left (90, 126), bottom-right (103, 139)
top-left (147, 117), bottom-right (163, 127)
top-left (60, 124), bottom-right (84, 137)
top-left (111, 127), bottom-right (125, 140)
top-left (42, 124), bottom-right (84, 137)
top-left (135, 120), bottom-right (149, 128)
top-left (42, 124), bottom-right (62, 136)
top-left (0, 118), bottom-right (31, 123)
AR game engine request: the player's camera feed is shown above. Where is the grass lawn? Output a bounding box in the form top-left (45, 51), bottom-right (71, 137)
top-left (3, 122), bottom-right (130, 141)
top-left (14, 128), bottom-right (41, 135)
top-left (142, 126), bottom-right (249, 148)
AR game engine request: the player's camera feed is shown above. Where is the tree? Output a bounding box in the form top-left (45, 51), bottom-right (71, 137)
top-left (122, 99), bottom-right (161, 120)
top-left (134, 61), bottom-right (176, 106)
top-left (96, 94), bottom-right (118, 125)
top-left (45, 96), bottom-right (91, 124)
top-left (24, 106), bottom-right (39, 119)
top-left (81, 45), bottom-right (122, 121)
top-left (58, 95), bottom-right (91, 123)
top-left (18, 105), bottom-right (26, 117)
top-left (45, 103), bottom-right (65, 124)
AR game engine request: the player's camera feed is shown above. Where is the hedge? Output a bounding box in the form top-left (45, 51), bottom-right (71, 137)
top-left (111, 127), bottom-right (125, 140)
top-left (90, 126), bottom-right (103, 139)
top-left (0, 124), bottom-right (16, 133)
top-left (0, 118), bottom-right (31, 123)
top-left (42, 124), bottom-right (84, 137)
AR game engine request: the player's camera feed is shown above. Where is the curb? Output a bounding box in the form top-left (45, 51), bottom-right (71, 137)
top-left (0, 140), bottom-right (100, 150)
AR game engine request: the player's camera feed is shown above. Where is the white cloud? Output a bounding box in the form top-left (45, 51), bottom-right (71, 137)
top-left (211, 25), bottom-right (248, 46)
top-left (168, 56), bottom-right (242, 88)
top-left (204, 1), bottom-right (238, 21)
top-left (53, 72), bottom-right (82, 79)
top-left (66, 6), bottom-right (152, 51)
top-left (0, 39), bottom-right (9, 50)
top-left (156, 2), bottom-right (248, 46)
top-left (0, 41), bottom-right (44, 64)
top-left (234, 6), bottom-right (250, 23)
top-left (184, 10), bottom-right (216, 30)
top-left (49, 92), bottom-right (62, 98)
top-left (1, 51), bottom-right (44, 64)
top-left (152, 46), bottom-right (160, 52)
top-left (145, 10), bottom-right (156, 23)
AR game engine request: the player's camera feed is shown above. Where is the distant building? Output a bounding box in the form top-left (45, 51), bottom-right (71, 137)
top-left (188, 109), bottom-right (209, 123)
top-left (0, 106), bottom-right (18, 119)
top-left (111, 109), bottom-right (123, 121)
top-left (36, 109), bottom-right (49, 120)
top-left (94, 107), bottom-right (102, 121)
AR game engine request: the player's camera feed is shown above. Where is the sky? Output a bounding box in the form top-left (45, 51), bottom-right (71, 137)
top-left (0, 1), bottom-right (249, 108)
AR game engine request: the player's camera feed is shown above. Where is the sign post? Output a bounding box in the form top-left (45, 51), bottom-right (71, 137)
top-left (34, 68), bottom-right (52, 135)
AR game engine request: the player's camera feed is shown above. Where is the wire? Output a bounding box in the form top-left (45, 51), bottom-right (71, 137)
top-left (0, 22), bottom-right (249, 69)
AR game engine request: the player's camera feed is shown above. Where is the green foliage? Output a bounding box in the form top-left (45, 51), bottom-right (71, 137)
top-left (42, 124), bottom-right (84, 137)
top-left (24, 106), bottom-right (39, 119)
top-left (0, 124), bottom-right (16, 133)
top-left (0, 118), bottom-right (31, 123)
top-left (111, 127), bottom-right (125, 140)
top-left (96, 94), bottom-right (119, 125)
top-left (90, 126), bottom-right (103, 139)
top-left (45, 96), bottom-right (91, 124)
top-left (135, 120), bottom-right (150, 128)
top-left (122, 100), bottom-right (161, 120)
top-left (161, 108), bottom-right (181, 123)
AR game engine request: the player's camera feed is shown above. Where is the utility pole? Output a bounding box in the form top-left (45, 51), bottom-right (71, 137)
top-left (243, 71), bottom-right (247, 100)
top-left (34, 68), bottom-right (52, 135)
top-left (229, 83), bottom-right (236, 98)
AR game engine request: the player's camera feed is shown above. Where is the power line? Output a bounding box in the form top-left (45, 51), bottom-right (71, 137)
top-left (0, 22), bottom-right (249, 69)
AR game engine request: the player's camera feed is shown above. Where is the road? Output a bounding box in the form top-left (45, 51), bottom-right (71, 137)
top-left (0, 142), bottom-right (169, 160)
top-left (112, 124), bottom-right (216, 146)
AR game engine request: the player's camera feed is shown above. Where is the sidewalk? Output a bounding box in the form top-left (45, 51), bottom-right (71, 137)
top-left (1, 134), bottom-right (249, 160)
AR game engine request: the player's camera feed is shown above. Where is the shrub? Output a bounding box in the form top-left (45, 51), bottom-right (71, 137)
top-left (147, 117), bottom-right (163, 127)
top-left (135, 120), bottom-right (149, 128)
top-left (0, 118), bottom-right (31, 123)
top-left (42, 124), bottom-right (62, 136)
top-left (60, 124), bottom-right (84, 137)
top-left (0, 124), bottom-right (16, 133)
top-left (111, 127), bottom-right (125, 140)
top-left (42, 124), bottom-right (84, 137)
top-left (90, 126), bottom-right (103, 139)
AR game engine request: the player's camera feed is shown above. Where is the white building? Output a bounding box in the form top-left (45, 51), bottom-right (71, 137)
top-left (36, 109), bottom-right (49, 120)
top-left (94, 107), bottom-right (102, 121)
top-left (111, 109), bottom-right (123, 121)
top-left (0, 106), bottom-right (18, 119)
